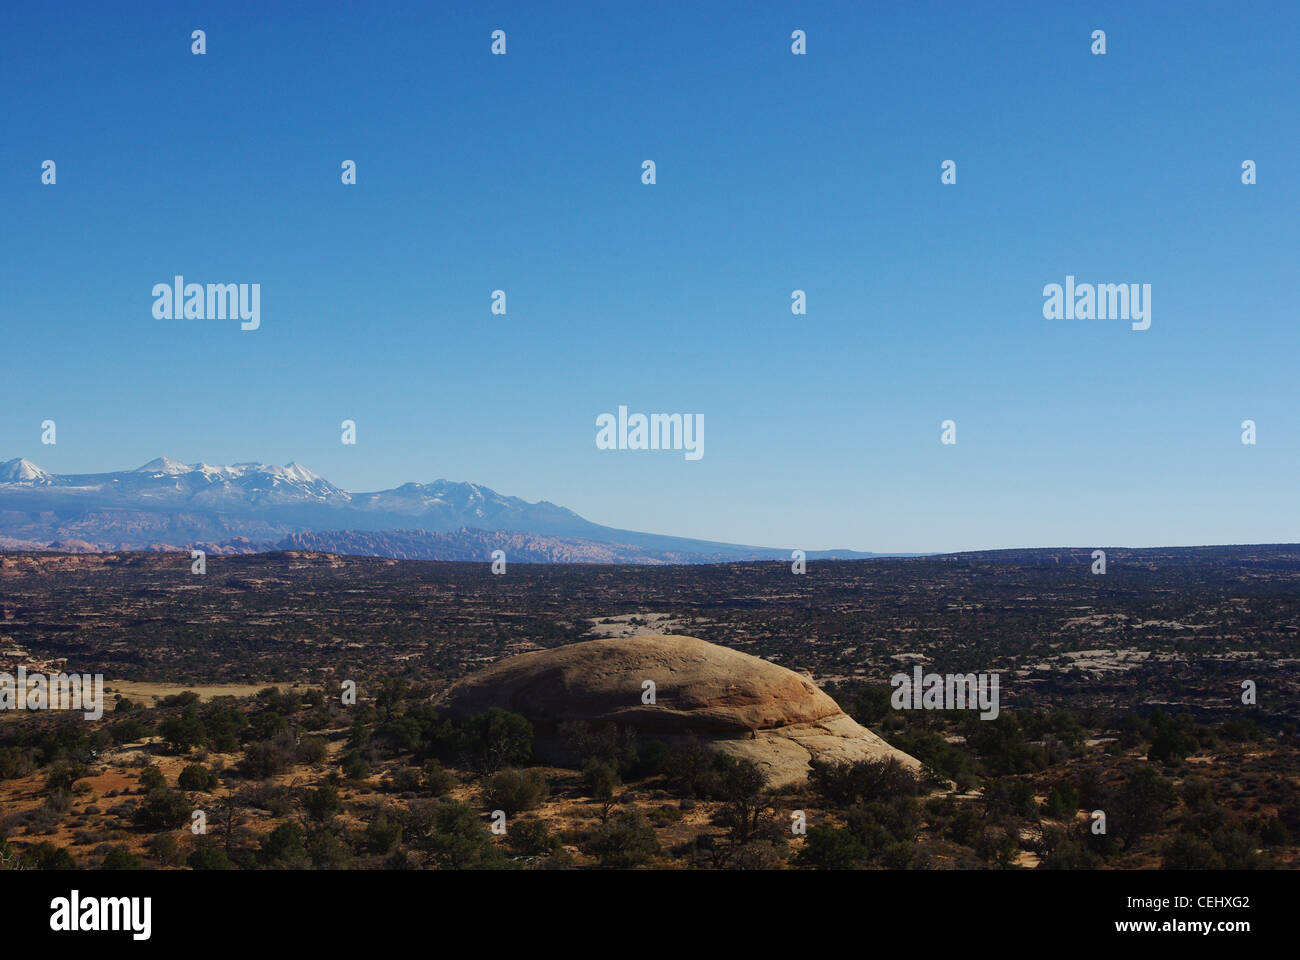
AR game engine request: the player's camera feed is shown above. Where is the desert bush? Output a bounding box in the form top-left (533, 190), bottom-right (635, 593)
top-left (410, 802), bottom-right (510, 870)
top-left (99, 845), bottom-right (145, 870)
top-left (974, 825), bottom-right (1020, 868)
top-left (885, 729), bottom-right (975, 787)
top-left (178, 764), bottom-right (218, 792)
top-left (43, 788), bottom-right (72, 815)
top-left (507, 818), bottom-right (563, 857)
top-left (303, 785), bottom-right (343, 822)
top-left (650, 804), bottom-right (684, 828)
top-left (132, 788), bottom-right (191, 830)
top-left (307, 829), bottom-right (352, 869)
top-left (809, 756), bottom-right (920, 807)
top-left (1035, 823), bottom-right (1102, 870)
top-left (458, 709), bottom-right (534, 772)
top-left (388, 766), bottom-right (423, 794)
top-left (582, 759), bottom-right (620, 821)
top-left (258, 821), bottom-right (308, 868)
top-left (47, 760), bottom-right (90, 794)
top-left (110, 719), bottom-right (147, 744)
top-left (239, 732), bottom-right (297, 779)
top-left (632, 739), bottom-right (673, 779)
top-left (295, 736), bottom-right (328, 765)
top-left (364, 811), bottom-right (402, 855)
top-left (1112, 765), bottom-right (1177, 847)
top-left (983, 778), bottom-right (1038, 821)
top-left (582, 812), bottom-right (659, 868)
top-left (845, 796), bottom-right (921, 854)
top-left (188, 841), bottom-right (231, 870)
top-left (159, 707), bottom-right (206, 753)
top-left (665, 740), bottom-right (718, 798)
top-left (964, 715), bottom-right (1047, 776)
top-left (729, 839), bottom-right (787, 870)
top-left (159, 692), bottom-right (200, 709)
top-left (340, 751), bottom-right (370, 781)
top-left (561, 720), bottom-right (639, 775)
top-left (147, 832), bottom-right (183, 866)
top-left (482, 768), bottom-right (548, 815)
top-left (711, 755), bottom-right (768, 842)
top-left (421, 760), bottom-right (456, 794)
top-left (1042, 780), bottom-right (1080, 818)
top-left (1161, 832), bottom-right (1222, 869)
top-left (0, 747), bottom-right (35, 780)
top-left (796, 826), bottom-right (868, 869)
top-left (23, 841), bottom-right (77, 870)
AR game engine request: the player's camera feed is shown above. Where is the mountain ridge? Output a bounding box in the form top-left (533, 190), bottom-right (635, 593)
top-left (0, 456), bottom-right (891, 564)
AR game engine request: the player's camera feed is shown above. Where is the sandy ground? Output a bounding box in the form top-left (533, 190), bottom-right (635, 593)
top-left (586, 613), bottom-right (695, 639)
top-left (104, 681), bottom-right (317, 707)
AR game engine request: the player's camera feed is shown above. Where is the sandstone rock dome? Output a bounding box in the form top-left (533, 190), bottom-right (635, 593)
top-left (436, 634), bottom-right (921, 788)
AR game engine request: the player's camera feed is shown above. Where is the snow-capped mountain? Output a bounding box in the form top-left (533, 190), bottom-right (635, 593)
top-left (0, 458), bottom-right (54, 483)
top-left (135, 456), bottom-right (191, 475)
top-left (0, 456), bottom-right (618, 545)
top-left (15, 457), bottom-right (353, 507)
top-left (0, 456), bottom-right (882, 562)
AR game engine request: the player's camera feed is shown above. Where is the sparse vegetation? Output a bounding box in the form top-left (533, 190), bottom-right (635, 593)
top-left (0, 546), bottom-right (1296, 870)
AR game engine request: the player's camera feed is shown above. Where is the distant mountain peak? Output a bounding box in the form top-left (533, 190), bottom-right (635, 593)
top-left (129, 459), bottom-right (329, 483)
top-left (0, 455), bottom-right (881, 563)
top-left (281, 461), bottom-right (322, 483)
top-left (0, 457), bottom-right (53, 483)
top-left (136, 456), bottom-right (191, 475)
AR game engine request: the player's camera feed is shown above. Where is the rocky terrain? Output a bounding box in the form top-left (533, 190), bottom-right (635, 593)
top-left (438, 634), bottom-right (921, 786)
top-left (1, 545), bottom-right (1296, 871)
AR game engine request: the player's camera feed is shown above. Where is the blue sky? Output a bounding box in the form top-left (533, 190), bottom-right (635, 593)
top-left (2, 1), bottom-right (1296, 553)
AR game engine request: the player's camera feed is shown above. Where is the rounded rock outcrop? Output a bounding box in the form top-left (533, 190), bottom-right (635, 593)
top-left (436, 634), bottom-right (921, 787)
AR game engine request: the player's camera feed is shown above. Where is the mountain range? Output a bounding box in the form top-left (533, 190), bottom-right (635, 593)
top-left (0, 457), bottom-right (888, 563)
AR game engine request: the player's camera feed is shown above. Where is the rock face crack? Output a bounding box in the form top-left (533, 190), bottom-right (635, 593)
top-left (437, 633), bottom-right (922, 787)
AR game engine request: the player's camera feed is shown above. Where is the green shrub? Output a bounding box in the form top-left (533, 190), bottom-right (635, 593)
top-left (187, 842), bottom-right (230, 870)
top-left (458, 709), bottom-right (533, 772)
top-left (809, 757), bottom-right (920, 807)
top-left (482, 768), bottom-right (548, 815)
top-left (147, 832), bottom-right (183, 866)
top-left (796, 826), bottom-right (868, 869)
top-left (1043, 780), bottom-right (1079, 818)
top-left (364, 811), bottom-right (403, 855)
top-left (421, 760), bottom-right (456, 794)
top-left (295, 736), bottom-right (328, 765)
top-left (178, 763), bottom-right (218, 792)
top-left (303, 784), bottom-right (343, 821)
top-left (132, 788), bottom-right (191, 830)
top-left (258, 821), bottom-right (308, 867)
top-left (507, 818), bottom-right (563, 856)
top-left (25, 841), bottom-right (78, 870)
top-left (582, 812), bottom-right (659, 868)
top-left (159, 707), bottom-right (206, 753)
top-left (100, 845), bottom-right (145, 870)
top-left (582, 759), bottom-right (620, 821)
top-left (340, 751), bottom-right (370, 782)
top-left (239, 733), bottom-right (297, 779)
top-left (307, 830), bottom-right (352, 869)
top-left (419, 802), bottom-right (511, 870)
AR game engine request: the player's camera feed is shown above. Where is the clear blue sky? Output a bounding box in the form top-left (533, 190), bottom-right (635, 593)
top-left (2, 1), bottom-right (1296, 553)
